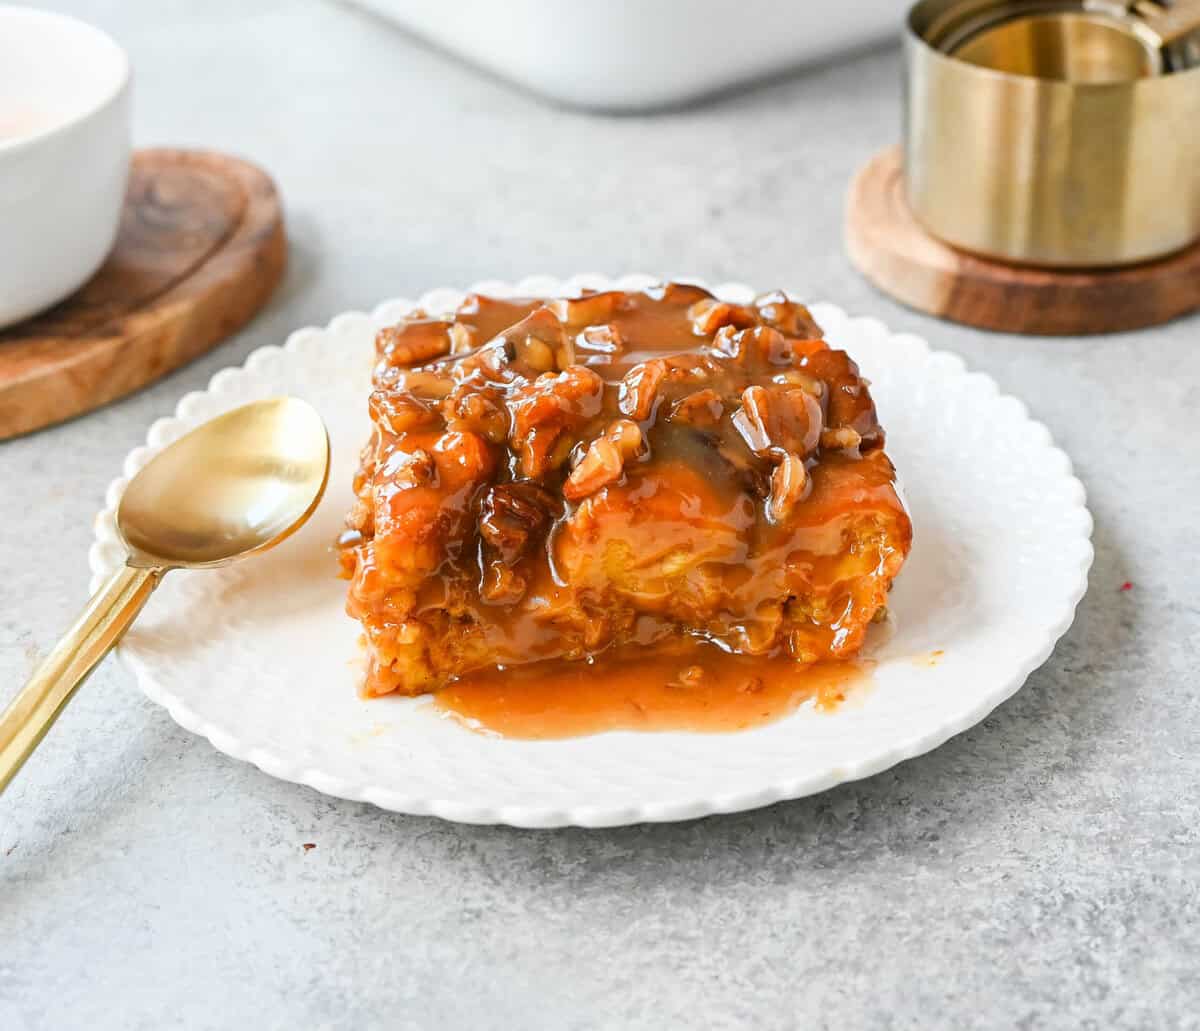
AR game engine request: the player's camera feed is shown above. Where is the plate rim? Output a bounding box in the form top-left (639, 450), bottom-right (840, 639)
top-left (89, 273), bottom-right (1095, 828)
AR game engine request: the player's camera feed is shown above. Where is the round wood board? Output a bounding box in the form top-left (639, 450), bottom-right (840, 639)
top-left (0, 148), bottom-right (285, 439)
top-left (845, 146), bottom-right (1200, 336)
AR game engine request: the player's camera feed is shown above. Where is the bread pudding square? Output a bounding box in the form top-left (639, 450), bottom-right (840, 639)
top-left (339, 283), bottom-right (912, 696)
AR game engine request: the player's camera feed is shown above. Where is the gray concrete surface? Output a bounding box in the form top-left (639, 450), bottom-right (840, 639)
top-left (2, 2), bottom-right (1199, 1028)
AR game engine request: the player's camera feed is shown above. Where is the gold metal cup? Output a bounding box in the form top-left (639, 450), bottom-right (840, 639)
top-left (904, 0), bottom-right (1200, 267)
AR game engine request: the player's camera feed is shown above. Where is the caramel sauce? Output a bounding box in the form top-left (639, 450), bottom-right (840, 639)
top-left (433, 640), bottom-right (869, 739)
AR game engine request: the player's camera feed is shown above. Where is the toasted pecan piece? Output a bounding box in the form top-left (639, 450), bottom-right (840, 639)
top-left (376, 320), bottom-right (453, 368)
top-left (563, 419), bottom-right (646, 500)
top-left (732, 384), bottom-right (823, 461)
top-left (508, 365), bottom-right (605, 479)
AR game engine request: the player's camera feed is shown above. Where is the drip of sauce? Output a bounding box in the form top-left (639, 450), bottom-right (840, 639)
top-left (433, 640), bottom-right (870, 739)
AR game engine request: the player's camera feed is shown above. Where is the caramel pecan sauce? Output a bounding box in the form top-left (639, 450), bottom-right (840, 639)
top-left (434, 638), bottom-right (872, 739)
top-left (339, 283), bottom-right (911, 731)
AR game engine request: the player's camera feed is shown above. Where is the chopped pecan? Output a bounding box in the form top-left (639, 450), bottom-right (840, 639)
top-left (647, 282), bottom-right (714, 307)
top-left (376, 320), bottom-right (452, 368)
top-left (395, 369), bottom-right (454, 400)
top-left (575, 324), bottom-right (625, 355)
top-left (606, 418), bottom-right (646, 460)
top-left (464, 337), bottom-right (523, 381)
top-left (712, 326), bottom-right (795, 367)
top-left (443, 384), bottom-right (509, 443)
top-left (563, 419), bottom-right (647, 501)
top-left (380, 448), bottom-right (436, 489)
top-left (480, 561), bottom-right (527, 605)
top-left (448, 323), bottom-right (476, 355)
top-left (344, 496), bottom-right (374, 539)
top-left (755, 291), bottom-right (823, 339)
top-left (431, 430), bottom-right (495, 488)
top-left (618, 359), bottom-right (667, 421)
top-left (772, 369), bottom-right (823, 397)
top-left (732, 385), bottom-right (823, 460)
top-left (478, 481), bottom-right (559, 564)
top-left (547, 291), bottom-right (626, 328)
top-left (517, 334), bottom-right (557, 373)
top-left (799, 349), bottom-right (882, 444)
top-left (508, 365), bottom-right (605, 478)
top-left (688, 298), bottom-right (758, 336)
top-left (669, 389), bottom-right (724, 428)
top-left (369, 390), bottom-right (442, 435)
top-left (563, 437), bottom-right (622, 501)
top-left (820, 427), bottom-right (863, 451)
top-left (495, 307), bottom-right (574, 377)
top-left (767, 453), bottom-right (809, 523)
top-left (663, 352), bottom-right (721, 382)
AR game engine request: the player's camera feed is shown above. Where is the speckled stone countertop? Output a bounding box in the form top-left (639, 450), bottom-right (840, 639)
top-left (3, 3), bottom-right (1198, 1028)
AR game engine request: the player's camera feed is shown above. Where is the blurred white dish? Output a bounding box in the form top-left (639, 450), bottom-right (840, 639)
top-left (0, 5), bottom-right (130, 328)
top-left (347, 0), bottom-right (900, 110)
top-left (90, 274), bottom-right (1093, 828)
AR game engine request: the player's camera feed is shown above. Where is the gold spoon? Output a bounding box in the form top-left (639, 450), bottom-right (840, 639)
top-left (0, 397), bottom-right (330, 792)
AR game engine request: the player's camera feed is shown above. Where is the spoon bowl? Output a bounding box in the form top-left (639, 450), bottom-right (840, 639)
top-left (0, 397), bottom-right (330, 791)
top-left (119, 397), bottom-right (329, 568)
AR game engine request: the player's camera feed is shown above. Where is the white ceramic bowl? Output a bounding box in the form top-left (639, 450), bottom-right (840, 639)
top-left (0, 5), bottom-right (131, 328)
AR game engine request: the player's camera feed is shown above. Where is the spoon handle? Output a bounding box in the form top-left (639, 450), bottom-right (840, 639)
top-left (0, 564), bottom-right (163, 792)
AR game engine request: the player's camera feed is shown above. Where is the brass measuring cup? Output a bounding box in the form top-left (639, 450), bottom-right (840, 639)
top-left (905, 0), bottom-right (1200, 266)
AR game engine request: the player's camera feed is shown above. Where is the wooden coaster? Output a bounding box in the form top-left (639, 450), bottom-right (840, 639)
top-left (845, 146), bottom-right (1200, 336)
top-left (0, 148), bottom-right (285, 439)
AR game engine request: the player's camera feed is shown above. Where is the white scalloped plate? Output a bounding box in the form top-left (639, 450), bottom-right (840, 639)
top-left (90, 274), bottom-right (1093, 828)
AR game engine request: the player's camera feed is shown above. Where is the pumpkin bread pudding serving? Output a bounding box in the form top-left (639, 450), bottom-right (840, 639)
top-left (338, 283), bottom-right (912, 697)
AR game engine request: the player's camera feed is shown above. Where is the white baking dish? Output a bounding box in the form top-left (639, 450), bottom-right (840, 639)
top-left (345, 0), bottom-right (902, 110)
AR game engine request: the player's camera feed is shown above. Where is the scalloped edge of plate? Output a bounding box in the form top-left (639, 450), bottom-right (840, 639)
top-left (89, 273), bottom-right (1094, 827)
